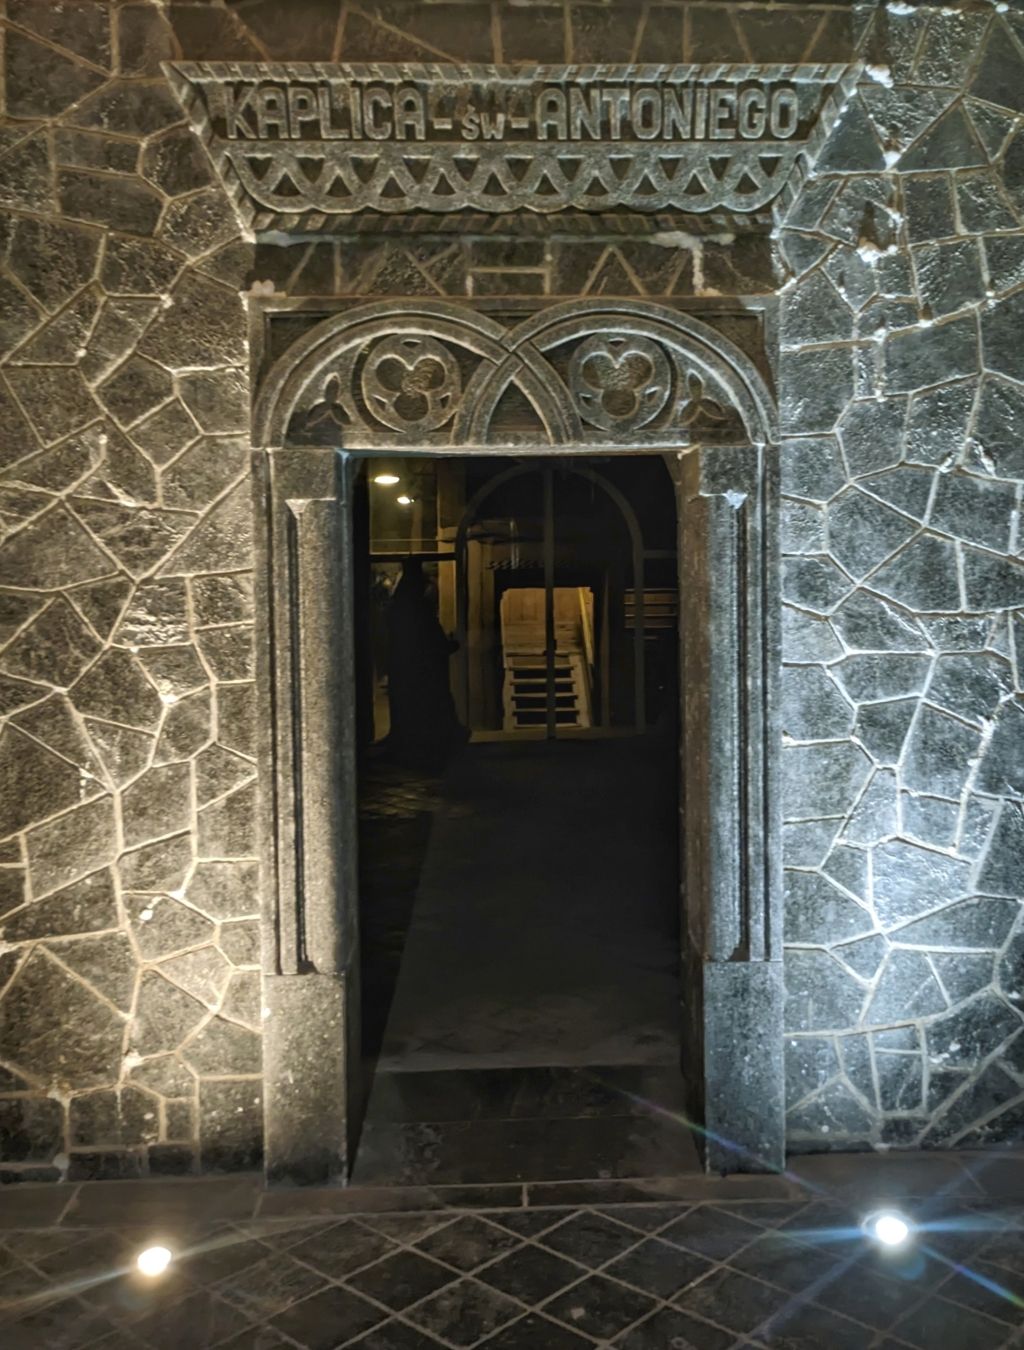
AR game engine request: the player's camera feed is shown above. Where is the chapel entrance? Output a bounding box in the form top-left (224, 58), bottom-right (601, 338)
top-left (351, 454), bottom-right (697, 1183)
top-left (254, 297), bottom-right (781, 1184)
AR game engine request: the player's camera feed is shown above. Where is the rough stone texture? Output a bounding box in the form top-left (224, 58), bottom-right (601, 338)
top-left (0, 0), bottom-right (258, 1181)
top-left (779, 5), bottom-right (1024, 1154)
top-left (0, 0), bottom-right (1022, 1180)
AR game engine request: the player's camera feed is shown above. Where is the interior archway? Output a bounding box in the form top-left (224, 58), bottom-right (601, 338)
top-left (350, 451), bottom-right (688, 1185)
top-left (453, 461), bottom-right (649, 734)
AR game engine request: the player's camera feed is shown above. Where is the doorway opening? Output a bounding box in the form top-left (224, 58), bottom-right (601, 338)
top-left (352, 454), bottom-right (697, 1184)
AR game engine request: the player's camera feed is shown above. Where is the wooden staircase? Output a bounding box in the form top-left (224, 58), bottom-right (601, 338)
top-left (500, 588), bottom-right (594, 733)
top-left (502, 652), bottom-right (591, 731)
top-left (624, 587), bottom-right (678, 633)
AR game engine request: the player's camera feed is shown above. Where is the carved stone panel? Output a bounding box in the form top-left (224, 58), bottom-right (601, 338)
top-left (252, 298), bottom-right (776, 451)
top-left (166, 62), bottom-right (856, 230)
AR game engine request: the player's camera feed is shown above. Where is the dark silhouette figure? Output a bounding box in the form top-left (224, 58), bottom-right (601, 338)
top-left (370, 571), bottom-right (393, 684)
top-left (385, 559), bottom-right (466, 766)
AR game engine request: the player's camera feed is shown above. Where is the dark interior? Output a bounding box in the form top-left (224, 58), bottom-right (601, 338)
top-left (351, 456), bottom-right (696, 1185)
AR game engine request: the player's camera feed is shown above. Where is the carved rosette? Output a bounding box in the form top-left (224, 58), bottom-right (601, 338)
top-left (569, 335), bottom-right (672, 433)
top-left (361, 336), bottom-right (462, 433)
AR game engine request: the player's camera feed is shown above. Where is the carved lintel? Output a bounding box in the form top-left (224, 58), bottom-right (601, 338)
top-left (252, 298), bottom-right (777, 451)
top-left (166, 61), bottom-right (855, 229)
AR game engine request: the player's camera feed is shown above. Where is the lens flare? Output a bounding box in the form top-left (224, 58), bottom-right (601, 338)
top-left (136, 1246), bottom-right (173, 1277)
top-left (866, 1212), bottom-right (912, 1247)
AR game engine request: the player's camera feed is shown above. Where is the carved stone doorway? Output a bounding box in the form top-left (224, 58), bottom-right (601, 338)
top-left (251, 298), bottom-right (782, 1184)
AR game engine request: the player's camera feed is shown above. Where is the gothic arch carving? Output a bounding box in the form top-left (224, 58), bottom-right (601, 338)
top-left (253, 298), bottom-right (777, 451)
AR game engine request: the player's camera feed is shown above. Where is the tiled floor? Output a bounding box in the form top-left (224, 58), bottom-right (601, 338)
top-left (2, 1154), bottom-right (1024, 1348)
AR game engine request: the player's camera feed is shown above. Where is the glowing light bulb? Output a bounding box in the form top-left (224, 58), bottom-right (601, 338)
top-left (866, 1212), bottom-right (911, 1247)
top-left (373, 473), bottom-right (400, 486)
top-left (396, 495), bottom-right (413, 505)
top-left (136, 1245), bottom-right (173, 1277)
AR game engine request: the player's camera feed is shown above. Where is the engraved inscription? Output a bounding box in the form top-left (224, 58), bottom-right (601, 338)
top-left (213, 77), bottom-right (802, 145)
top-left (167, 62), bottom-right (854, 225)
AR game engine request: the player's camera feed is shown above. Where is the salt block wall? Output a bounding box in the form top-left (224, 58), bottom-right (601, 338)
top-left (0, 1), bottom-right (260, 1179)
top-left (777, 5), bottom-right (1024, 1151)
top-left (0, 0), bottom-right (1020, 1179)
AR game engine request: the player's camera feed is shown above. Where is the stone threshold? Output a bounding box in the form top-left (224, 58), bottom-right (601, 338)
top-left (1, 1151), bottom-right (1021, 1230)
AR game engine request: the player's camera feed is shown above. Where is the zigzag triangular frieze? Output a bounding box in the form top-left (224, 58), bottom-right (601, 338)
top-left (166, 61), bottom-right (856, 230)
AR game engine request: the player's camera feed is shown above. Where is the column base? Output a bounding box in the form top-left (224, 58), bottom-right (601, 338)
top-left (263, 971), bottom-right (360, 1186)
top-left (702, 961), bottom-right (785, 1175)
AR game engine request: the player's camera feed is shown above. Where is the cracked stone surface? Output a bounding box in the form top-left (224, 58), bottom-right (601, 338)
top-left (0, 0), bottom-right (261, 1177)
top-left (0, 0), bottom-right (1022, 1180)
top-left (776, 5), bottom-right (1024, 1156)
